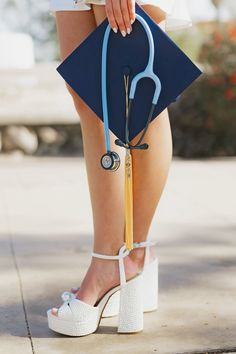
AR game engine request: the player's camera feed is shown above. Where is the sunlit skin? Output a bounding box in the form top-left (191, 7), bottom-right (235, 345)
top-left (51, 2), bottom-right (172, 316)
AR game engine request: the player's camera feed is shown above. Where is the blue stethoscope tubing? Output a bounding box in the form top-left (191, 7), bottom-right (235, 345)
top-left (101, 13), bottom-right (162, 154)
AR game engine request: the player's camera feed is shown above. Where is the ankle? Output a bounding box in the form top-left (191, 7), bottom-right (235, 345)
top-left (129, 244), bottom-right (156, 270)
top-left (90, 257), bottom-right (119, 277)
top-left (90, 251), bottom-right (139, 276)
top-left (129, 248), bottom-right (145, 270)
top-left (92, 243), bottom-right (124, 256)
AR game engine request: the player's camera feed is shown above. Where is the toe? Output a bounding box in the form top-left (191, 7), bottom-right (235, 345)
top-left (71, 287), bottom-right (78, 294)
top-left (51, 307), bottom-right (59, 316)
top-left (71, 288), bottom-right (79, 294)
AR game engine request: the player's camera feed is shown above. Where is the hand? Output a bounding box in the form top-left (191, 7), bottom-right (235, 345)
top-left (105, 0), bottom-right (136, 37)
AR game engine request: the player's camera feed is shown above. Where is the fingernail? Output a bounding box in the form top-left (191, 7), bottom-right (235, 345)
top-left (131, 19), bottom-right (135, 24)
top-left (127, 27), bottom-right (131, 35)
top-left (121, 30), bottom-right (126, 37)
top-left (113, 27), bottom-right (118, 33)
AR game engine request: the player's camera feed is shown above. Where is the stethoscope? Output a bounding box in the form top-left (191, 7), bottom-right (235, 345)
top-left (100, 13), bottom-right (162, 171)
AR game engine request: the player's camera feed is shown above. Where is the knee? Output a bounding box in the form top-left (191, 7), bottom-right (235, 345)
top-left (65, 82), bottom-right (88, 113)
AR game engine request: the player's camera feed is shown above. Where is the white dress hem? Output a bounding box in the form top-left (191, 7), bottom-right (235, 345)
top-left (49, 0), bottom-right (192, 31)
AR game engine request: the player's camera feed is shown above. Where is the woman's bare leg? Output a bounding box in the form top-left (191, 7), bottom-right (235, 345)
top-left (52, 3), bottom-right (172, 313)
top-left (51, 10), bottom-right (138, 314)
top-left (129, 5), bottom-right (172, 266)
top-left (92, 4), bottom-right (173, 268)
top-left (129, 108), bottom-right (172, 266)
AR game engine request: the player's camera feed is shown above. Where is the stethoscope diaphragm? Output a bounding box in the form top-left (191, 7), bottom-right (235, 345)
top-left (100, 151), bottom-right (120, 171)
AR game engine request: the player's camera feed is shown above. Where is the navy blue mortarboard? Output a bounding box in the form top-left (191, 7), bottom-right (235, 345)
top-left (56, 2), bottom-right (202, 144)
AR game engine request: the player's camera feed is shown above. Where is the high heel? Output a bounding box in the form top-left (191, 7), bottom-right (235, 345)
top-left (102, 239), bottom-right (158, 317)
top-left (47, 244), bottom-right (143, 336)
top-left (134, 240), bottom-right (158, 313)
top-left (62, 239), bottom-right (158, 318)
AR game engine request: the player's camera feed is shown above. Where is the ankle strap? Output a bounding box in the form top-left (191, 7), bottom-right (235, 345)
top-left (91, 244), bottom-right (130, 287)
top-left (133, 239), bottom-right (157, 249)
top-left (133, 239), bottom-right (157, 268)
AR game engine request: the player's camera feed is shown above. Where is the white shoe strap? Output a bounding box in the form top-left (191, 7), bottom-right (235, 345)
top-left (91, 244), bottom-right (129, 287)
top-left (133, 239), bottom-right (157, 268)
top-left (133, 239), bottom-right (157, 248)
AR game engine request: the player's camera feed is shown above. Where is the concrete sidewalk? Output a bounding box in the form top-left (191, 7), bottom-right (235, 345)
top-left (0, 156), bottom-right (236, 354)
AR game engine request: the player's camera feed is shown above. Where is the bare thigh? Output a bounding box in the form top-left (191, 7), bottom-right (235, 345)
top-left (55, 10), bottom-right (97, 60)
top-left (55, 10), bottom-right (97, 107)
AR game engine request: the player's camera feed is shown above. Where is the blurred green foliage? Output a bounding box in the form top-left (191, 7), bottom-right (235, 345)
top-left (168, 27), bottom-right (205, 62)
top-left (169, 23), bottom-right (236, 157)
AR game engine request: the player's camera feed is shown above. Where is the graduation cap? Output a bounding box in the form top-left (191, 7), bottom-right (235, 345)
top-left (56, 3), bottom-right (202, 250)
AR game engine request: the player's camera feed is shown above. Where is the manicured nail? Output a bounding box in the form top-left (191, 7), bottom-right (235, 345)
top-left (121, 30), bottom-right (126, 37)
top-left (113, 27), bottom-right (118, 33)
top-left (127, 27), bottom-right (131, 35)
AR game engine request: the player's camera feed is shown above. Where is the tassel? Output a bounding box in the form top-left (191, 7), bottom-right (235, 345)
top-left (123, 73), bottom-right (134, 251)
top-left (125, 148), bottom-right (133, 251)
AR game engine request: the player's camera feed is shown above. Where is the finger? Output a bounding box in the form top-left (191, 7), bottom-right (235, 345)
top-left (127, 0), bottom-right (136, 24)
top-left (120, 0), bottom-right (132, 34)
top-left (112, 0), bottom-right (127, 37)
top-left (105, 0), bottom-right (118, 33)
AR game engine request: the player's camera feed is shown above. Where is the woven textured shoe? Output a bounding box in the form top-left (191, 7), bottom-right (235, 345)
top-left (66, 239), bottom-right (158, 318)
top-left (47, 244), bottom-right (144, 336)
top-left (102, 239), bottom-right (158, 317)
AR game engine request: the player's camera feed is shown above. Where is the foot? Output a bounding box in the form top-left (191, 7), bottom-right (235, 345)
top-left (70, 244), bottom-right (156, 296)
top-left (51, 254), bottom-right (139, 316)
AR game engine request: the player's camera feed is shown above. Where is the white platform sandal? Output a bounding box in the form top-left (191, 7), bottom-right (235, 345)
top-left (47, 244), bottom-right (144, 336)
top-left (102, 239), bottom-right (158, 317)
top-left (64, 239), bottom-right (158, 318)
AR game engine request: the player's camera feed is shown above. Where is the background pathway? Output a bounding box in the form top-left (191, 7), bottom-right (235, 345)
top-left (0, 156), bottom-right (235, 354)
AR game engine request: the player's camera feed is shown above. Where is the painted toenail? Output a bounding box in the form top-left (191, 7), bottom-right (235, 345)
top-left (52, 307), bottom-right (58, 315)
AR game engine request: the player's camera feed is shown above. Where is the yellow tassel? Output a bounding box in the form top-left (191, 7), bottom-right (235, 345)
top-left (125, 148), bottom-right (133, 251)
top-left (123, 73), bottom-right (133, 251)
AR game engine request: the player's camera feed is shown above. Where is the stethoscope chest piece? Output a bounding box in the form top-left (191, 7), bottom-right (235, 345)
top-left (100, 151), bottom-right (120, 171)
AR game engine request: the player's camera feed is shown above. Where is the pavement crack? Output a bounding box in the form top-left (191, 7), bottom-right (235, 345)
top-left (3, 194), bottom-right (36, 354)
top-left (8, 232), bottom-right (36, 354)
top-left (176, 346), bottom-right (236, 354)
